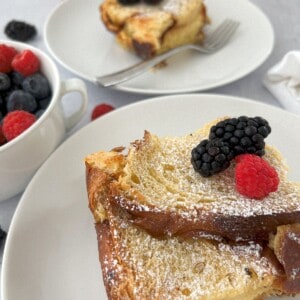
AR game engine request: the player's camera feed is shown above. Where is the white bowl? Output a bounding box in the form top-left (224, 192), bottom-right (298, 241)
top-left (0, 40), bottom-right (88, 201)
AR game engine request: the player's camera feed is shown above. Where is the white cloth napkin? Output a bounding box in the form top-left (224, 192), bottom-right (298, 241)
top-left (264, 51), bottom-right (300, 114)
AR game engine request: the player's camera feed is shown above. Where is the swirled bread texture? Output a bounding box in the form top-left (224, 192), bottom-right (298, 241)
top-left (85, 118), bottom-right (300, 299)
top-left (85, 119), bottom-right (300, 242)
top-left (100, 0), bottom-right (209, 59)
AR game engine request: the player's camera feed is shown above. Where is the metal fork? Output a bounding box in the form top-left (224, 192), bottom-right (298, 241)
top-left (96, 19), bottom-right (240, 87)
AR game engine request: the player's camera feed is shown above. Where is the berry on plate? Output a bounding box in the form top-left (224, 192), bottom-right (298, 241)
top-left (209, 116), bottom-right (271, 157)
top-left (2, 110), bottom-right (36, 141)
top-left (12, 49), bottom-right (40, 76)
top-left (191, 139), bottom-right (234, 177)
top-left (235, 154), bottom-right (280, 200)
top-left (91, 103), bottom-right (115, 120)
top-left (191, 116), bottom-right (272, 177)
top-left (118, 0), bottom-right (140, 4)
top-left (0, 225), bottom-right (6, 246)
top-left (4, 20), bottom-right (37, 42)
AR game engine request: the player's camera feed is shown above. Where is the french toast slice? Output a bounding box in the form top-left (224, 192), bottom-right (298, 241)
top-left (86, 168), bottom-right (300, 299)
top-left (96, 204), bottom-right (286, 300)
top-left (100, 0), bottom-right (209, 59)
top-left (85, 119), bottom-right (300, 242)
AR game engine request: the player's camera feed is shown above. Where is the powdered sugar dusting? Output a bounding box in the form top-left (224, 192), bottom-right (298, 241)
top-left (116, 0), bottom-right (199, 16)
top-left (122, 131), bottom-right (300, 219)
top-left (288, 232), bottom-right (300, 244)
top-left (108, 209), bottom-right (277, 299)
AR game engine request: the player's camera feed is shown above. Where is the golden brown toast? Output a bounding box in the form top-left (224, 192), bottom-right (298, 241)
top-left (86, 163), bottom-right (300, 299)
top-left (85, 119), bottom-right (300, 242)
top-left (96, 205), bottom-right (287, 300)
top-left (100, 0), bottom-right (209, 59)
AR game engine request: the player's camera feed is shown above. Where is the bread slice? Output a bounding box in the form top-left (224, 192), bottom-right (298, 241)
top-left (95, 205), bottom-right (288, 300)
top-left (100, 0), bottom-right (209, 59)
top-left (85, 119), bottom-right (300, 242)
top-left (86, 168), bottom-right (300, 299)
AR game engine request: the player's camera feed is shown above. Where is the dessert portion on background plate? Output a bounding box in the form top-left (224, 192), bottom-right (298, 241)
top-left (85, 116), bottom-right (300, 299)
top-left (100, 0), bottom-right (209, 59)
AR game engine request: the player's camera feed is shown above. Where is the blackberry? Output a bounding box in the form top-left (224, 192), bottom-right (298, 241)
top-left (4, 20), bottom-right (37, 42)
top-left (191, 139), bottom-right (234, 177)
top-left (118, 0), bottom-right (140, 4)
top-left (209, 116), bottom-right (271, 156)
top-left (0, 225), bottom-right (6, 247)
top-left (144, 0), bottom-right (163, 4)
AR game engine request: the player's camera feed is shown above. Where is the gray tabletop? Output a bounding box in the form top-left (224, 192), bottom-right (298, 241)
top-left (0, 0), bottom-right (300, 296)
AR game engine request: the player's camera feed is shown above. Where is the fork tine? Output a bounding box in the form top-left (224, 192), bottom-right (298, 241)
top-left (211, 22), bottom-right (239, 49)
top-left (204, 19), bottom-right (233, 44)
top-left (206, 21), bottom-right (239, 50)
top-left (96, 19), bottom-right (240, 87)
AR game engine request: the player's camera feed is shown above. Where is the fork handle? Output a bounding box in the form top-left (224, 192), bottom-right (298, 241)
top-left (96, 45), bottom-right (189, 87)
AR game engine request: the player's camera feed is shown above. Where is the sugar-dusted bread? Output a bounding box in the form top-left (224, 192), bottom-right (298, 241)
top-left (87, 179), bottom-right (300, 299)
top-left (85, 119), bottom-right (300, 242)
top-left (96, 205), bottom-right (287, 300)
top-left (100, 0), bottom-right (209, 59)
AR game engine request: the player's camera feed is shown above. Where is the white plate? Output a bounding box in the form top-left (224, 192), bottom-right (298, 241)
top-left (2, 94), bottom-right (299, 300)
top-left (44, 0), bottom-right (274, 94)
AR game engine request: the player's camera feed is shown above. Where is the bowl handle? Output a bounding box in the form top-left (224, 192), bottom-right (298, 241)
top-left (59, 78), bottom-right (88, 131)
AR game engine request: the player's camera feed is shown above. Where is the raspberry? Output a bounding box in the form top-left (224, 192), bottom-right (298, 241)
top-left (91, 103), bottom-right (115, 120)
top-left (235, 154), bottom-right (279, 200)
top-left (0, 44), bottom-right (18, 73)
top-left (12, 49), bottom-right (40, 76)
top-left (2, 110), bottom-right (36, 141)
top-left (0, 125), bottom-right (7, 145)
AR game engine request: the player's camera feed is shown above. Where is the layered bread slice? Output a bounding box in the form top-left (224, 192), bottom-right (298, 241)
top-left (85, 118), bottom-right (300, 242)
top-left (86, 160), bottom-right (300, 299)
top-left (100, 0), bottom-right (209, 59)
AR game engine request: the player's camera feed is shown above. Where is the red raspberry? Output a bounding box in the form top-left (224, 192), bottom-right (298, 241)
top-left (235, 154), bottom-right (280, 200)
top-left (0, 125), bottom-right (7, 145)
top-left (11, 49), bottom-right (40, 76)
top-left (2, 110), bottom-right (36, 141)
top-left (0, 44), bottom-right (18, 73)
top-left (91, 103), bottom-right (115, 121)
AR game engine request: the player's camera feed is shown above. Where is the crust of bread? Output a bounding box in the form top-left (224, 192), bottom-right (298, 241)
top-left (95, 204), bottom-right (279, 299)
top-left (100, 0), bottom-right (209, 59)
top-left (85, 118), bottom-right (300, 298)
top-left (93, 195), bottom-right (300, 299)
top-left (85, 120), bottom-right (300, 242)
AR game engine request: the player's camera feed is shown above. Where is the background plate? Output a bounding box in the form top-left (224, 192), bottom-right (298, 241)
top-left (2, 94), bottom-right (299, 300)
top-left (44, 0), bottom-right (274, 94)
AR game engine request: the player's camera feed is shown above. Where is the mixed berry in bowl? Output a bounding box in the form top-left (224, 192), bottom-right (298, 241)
top-left (0, 43), bottom-right (52, 146)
